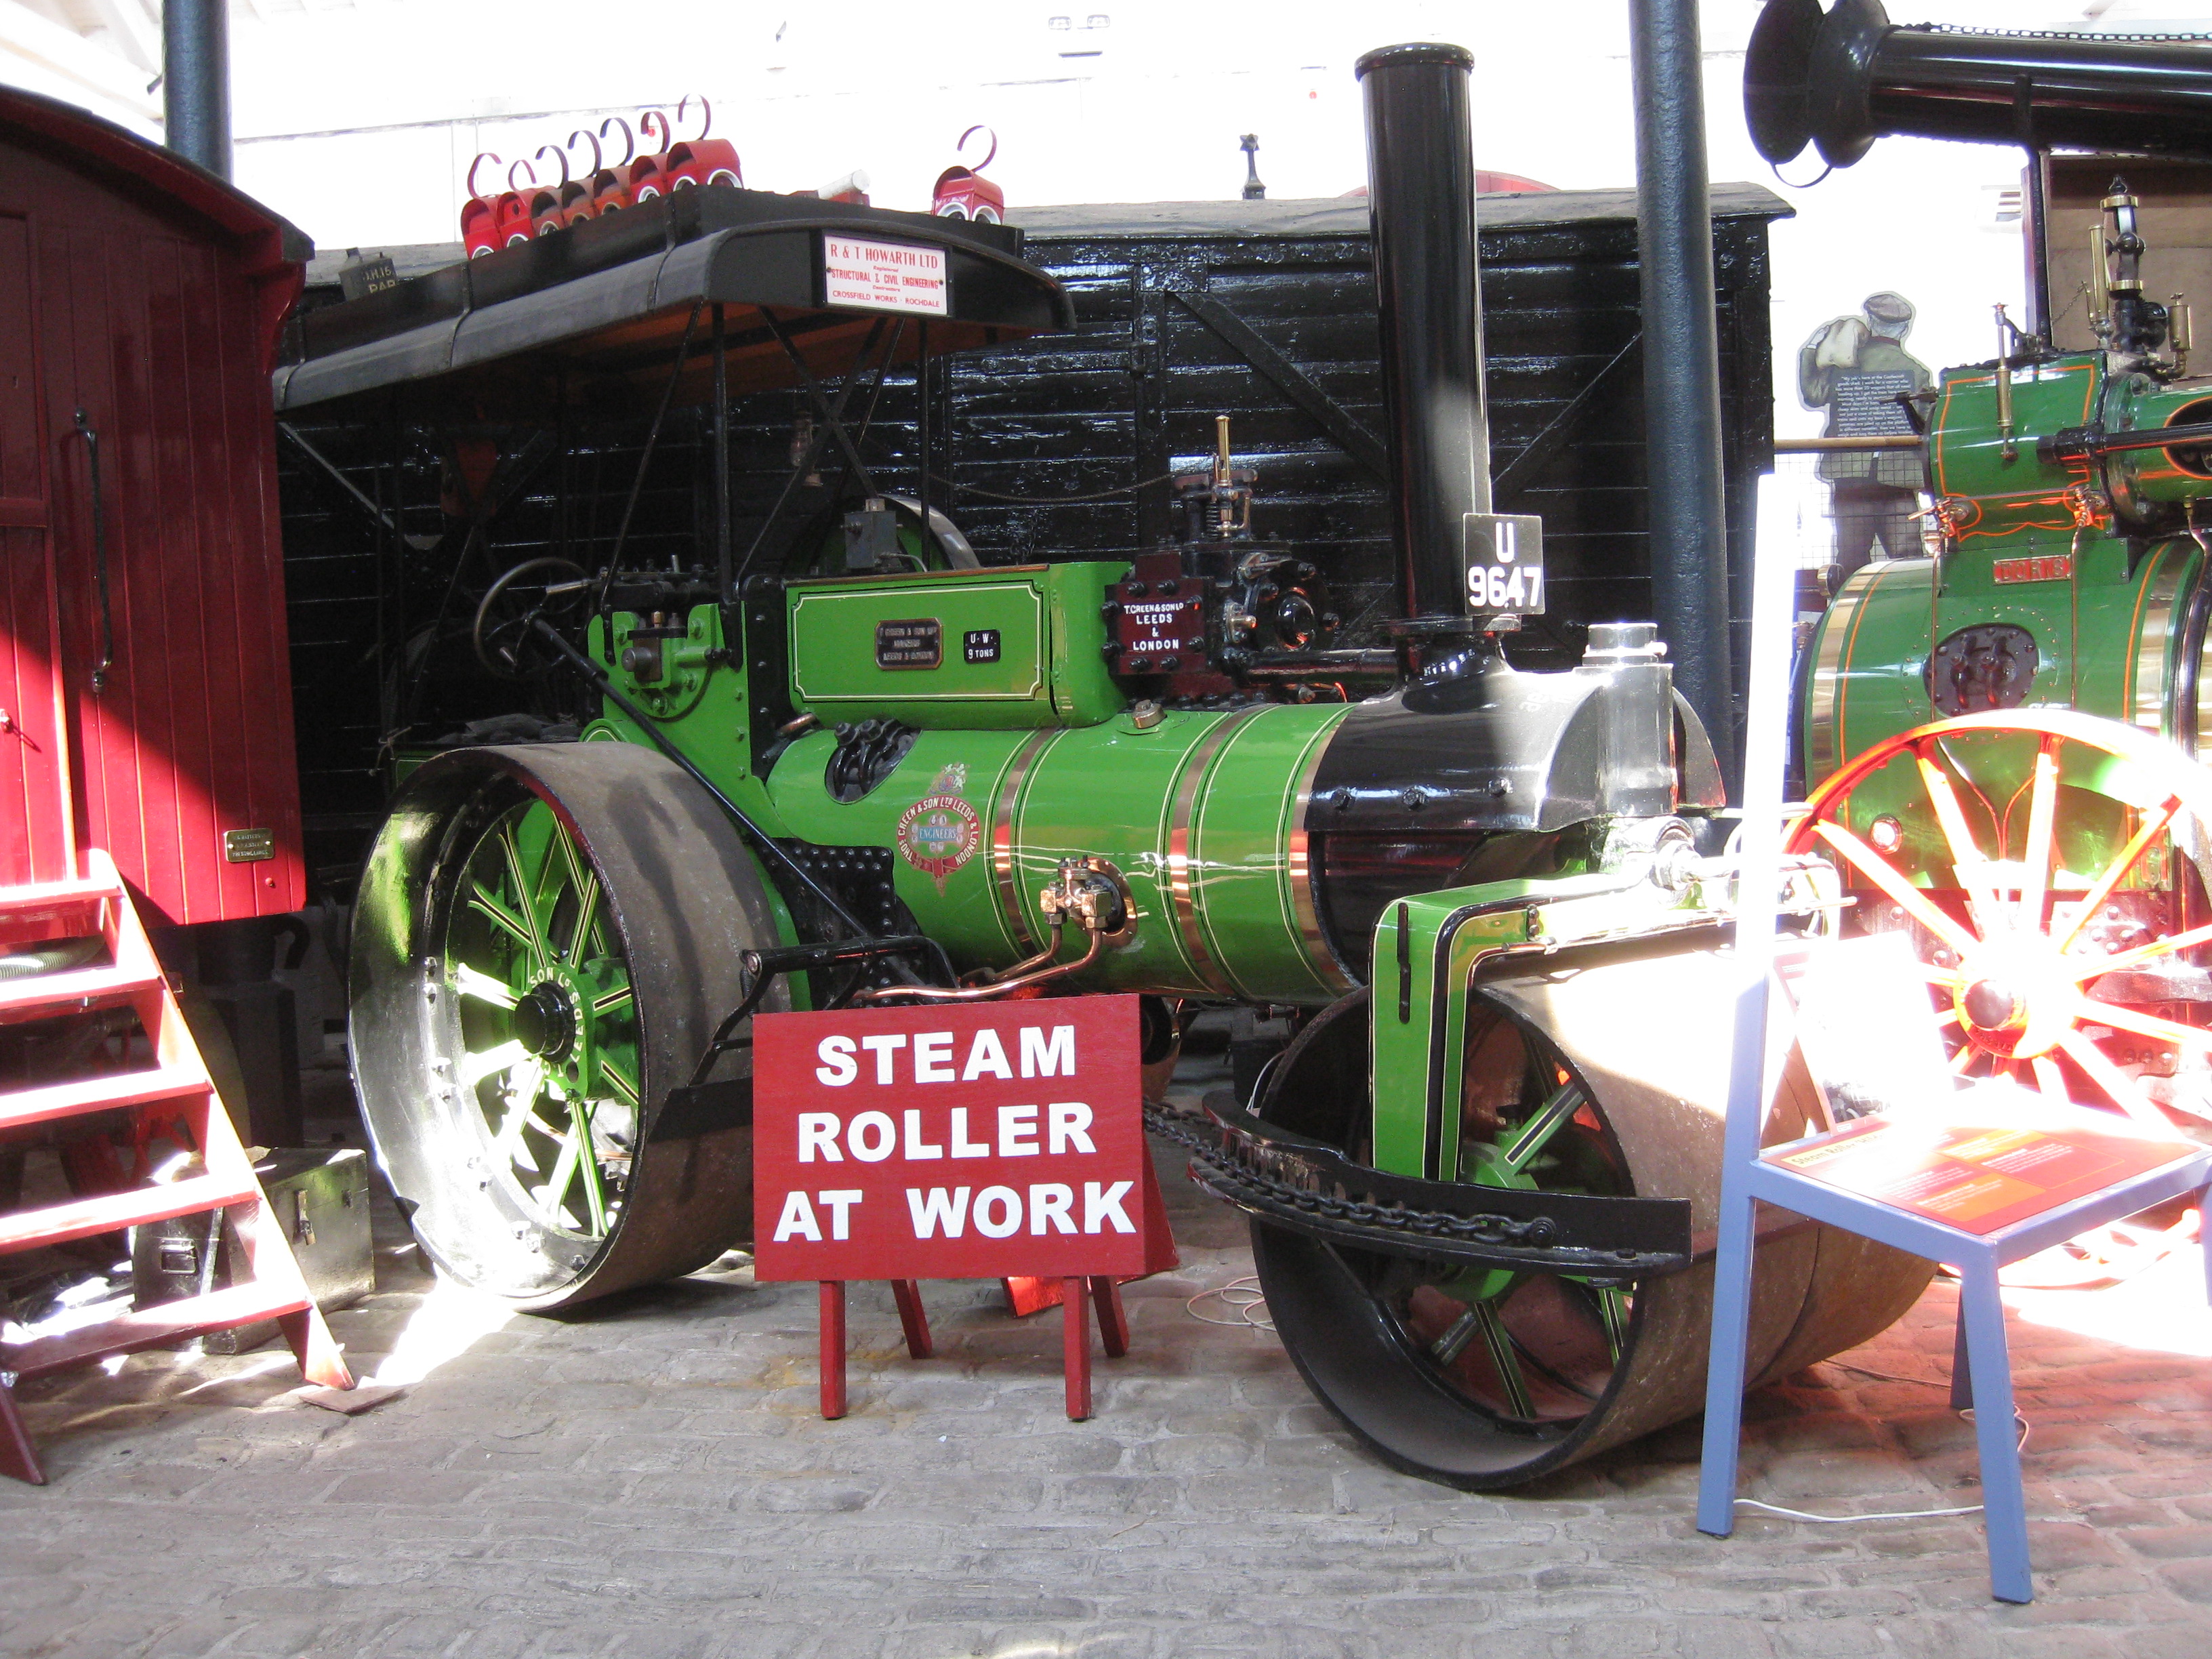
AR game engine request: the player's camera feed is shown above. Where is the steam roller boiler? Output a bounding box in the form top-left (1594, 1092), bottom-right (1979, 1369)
top-left (348, 42), bottom-right (1933, 1490)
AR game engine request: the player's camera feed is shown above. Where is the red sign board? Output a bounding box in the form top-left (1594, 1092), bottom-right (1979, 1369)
top-left (752, 997), bottom-right (1149, 1282)
top-left (1991, 554), bottom-right (2073, 585)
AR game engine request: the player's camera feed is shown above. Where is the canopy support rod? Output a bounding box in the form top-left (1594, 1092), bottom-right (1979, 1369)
top-left (730, 316), bottom-right (887, 585)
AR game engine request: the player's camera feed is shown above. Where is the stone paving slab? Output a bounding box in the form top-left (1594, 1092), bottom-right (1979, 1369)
top-left (4, 1105), bottom-right (2212, 1657)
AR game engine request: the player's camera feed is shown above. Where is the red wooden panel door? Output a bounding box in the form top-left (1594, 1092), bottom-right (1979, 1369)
top-left (0, 209), bottom-right (74, 887)
top-left (14, 150), bottom-right (304, 923)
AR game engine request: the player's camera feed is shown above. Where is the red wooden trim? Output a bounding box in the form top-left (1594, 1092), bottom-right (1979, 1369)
top-left (1063, 1276), bottom-right (1090, 1420)
top-left (0, 962), bottom-right (161, 1017)
top-left (0, 84), bottom-right (308, 274)
top-left (891, 1279), bottom-right (932, 1359)
top-left (0, 1065), bottom-right (207, 1132)
top-left (1, 1279), bottom-right (307, 1380)
top-left (0, 1169), bottom-right (255, 1254)
top-left (819, 1282), bottom-right (846, 1419)
top-left (1089, 1276), bottom-right (1130, 1359)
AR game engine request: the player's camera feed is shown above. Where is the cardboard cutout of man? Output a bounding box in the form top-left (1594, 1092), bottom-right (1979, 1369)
top-left (1798, 292), bottom-right (1932, 593)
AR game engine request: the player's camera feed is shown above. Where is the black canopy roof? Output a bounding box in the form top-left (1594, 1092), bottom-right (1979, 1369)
top-left (272, 186), bottom-right (1075, 417)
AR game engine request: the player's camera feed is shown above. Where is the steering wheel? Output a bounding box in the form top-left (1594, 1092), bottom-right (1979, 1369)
top-left (472, 557), bottom-right (590, 680)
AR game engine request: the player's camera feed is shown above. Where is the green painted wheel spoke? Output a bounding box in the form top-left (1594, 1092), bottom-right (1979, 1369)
top-left (453, 962), bottom-right (518, 1009)
top-left (1431, 1308), bottom-right (1483, 1366)
top-left (571, 1100), bottom-right (609, 1233)
top-left (600, 1059), bottom-right (640, 1107)
top-left (1471, 1303), bottom-right (1536, 1420)
top-left (492, 1061), bottom-right (548, 1155)
top-left (590, 984), bottom-right (634, 1017)
top-left (1597, 1288), bottom-right (1630, 1365)
top-left (569, 869), bottom-right (601, 966)
top-left (464, 1040), bottom-right (529, 1088)
top-left (497, 825), bottom-right (547, 959)
top-left (469, 885), bottom-right (535, 952)
top-left (537, 1125), bottom-right (585, 1225)
top-left (1502, 1084), bottom-right (1583, 1175)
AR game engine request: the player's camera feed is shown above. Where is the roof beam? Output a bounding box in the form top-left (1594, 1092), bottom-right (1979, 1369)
top-left (78, 0), bottom-right (158, 73)
top-left (0, 0), bottom-right (162, 116)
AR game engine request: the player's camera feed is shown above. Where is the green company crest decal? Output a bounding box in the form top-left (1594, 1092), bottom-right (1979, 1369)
top-left (896, 763), bottom-right (982, 890)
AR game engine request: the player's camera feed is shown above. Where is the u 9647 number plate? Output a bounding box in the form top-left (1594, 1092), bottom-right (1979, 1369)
top-left (1464, 512), bottom-right (1546, 618)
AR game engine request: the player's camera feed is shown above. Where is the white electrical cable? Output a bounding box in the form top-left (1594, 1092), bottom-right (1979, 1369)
top-left (1735, 1412), bottom-right (2030, 1524)
top-left (1187, 1275), bottom-right (1275, 1332)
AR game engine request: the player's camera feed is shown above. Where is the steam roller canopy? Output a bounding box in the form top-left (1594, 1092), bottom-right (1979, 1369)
top-left (1256, 939), bottom-right (1933, 1488)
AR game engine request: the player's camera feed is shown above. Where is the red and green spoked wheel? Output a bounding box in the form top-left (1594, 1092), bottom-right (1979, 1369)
top-left (1787, 708), bottom-right (2212, 1127)
top-left (446, 797), bottom-right (641, 1238)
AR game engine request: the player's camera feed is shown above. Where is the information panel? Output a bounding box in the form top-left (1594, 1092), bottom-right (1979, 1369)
top-left (1764, 1111), bottom-right (2197, 1236)
top-left (752, 998), bottom-right (1149, 1281)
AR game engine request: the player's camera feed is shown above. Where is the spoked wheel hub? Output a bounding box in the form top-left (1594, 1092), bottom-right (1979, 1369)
top-left (511, 981), bottom-right (578, 1063)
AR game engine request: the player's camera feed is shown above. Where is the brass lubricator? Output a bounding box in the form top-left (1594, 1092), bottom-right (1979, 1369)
top-left (1038, 855), bottom-right (1137, 946)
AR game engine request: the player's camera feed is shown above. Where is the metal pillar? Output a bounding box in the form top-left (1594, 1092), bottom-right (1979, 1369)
top-left (1629, 0), bottom-right (1734, 764)
top-left (163, 0), bottom-right (232, 180)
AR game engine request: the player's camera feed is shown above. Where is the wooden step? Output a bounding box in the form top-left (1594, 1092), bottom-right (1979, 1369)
top-left (0, 1066), bottom-right (209, 1132)
top-left (0, 875), bottom-right (120, 920)
top-left (0, 962), bottom-right (161, 1021)
top-left (0, 1171), bottom-right (258, 1256)
top-left (0, 1281), bottom-right (312, 1382)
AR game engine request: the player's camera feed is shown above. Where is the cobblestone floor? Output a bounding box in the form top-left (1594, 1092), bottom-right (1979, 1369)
top-left (5, 1071), bottom-right (2212, 1658)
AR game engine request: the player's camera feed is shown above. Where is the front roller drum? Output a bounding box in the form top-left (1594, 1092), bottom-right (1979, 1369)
top-left (350, 742), bottom-right (789, 1309)
top-left (1253, 941), bottom-right (1935, 1488)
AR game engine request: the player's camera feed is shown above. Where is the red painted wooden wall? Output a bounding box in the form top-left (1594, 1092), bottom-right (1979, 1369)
top-left (0, 86), bottom-right (308, 923)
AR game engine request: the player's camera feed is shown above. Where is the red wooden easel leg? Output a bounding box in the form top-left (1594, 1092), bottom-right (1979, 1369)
top-left (1088, 1276), bottom-right (1130, 1358)
top-left (891, 1279), bottom-right (933, 1358)
top-left (1063, 1276), bottom-right (1091, 1420)
top-left (819, 1282), bottom-right (846, 1419)
top-left (0, 1376), bottom-right (45, 1486)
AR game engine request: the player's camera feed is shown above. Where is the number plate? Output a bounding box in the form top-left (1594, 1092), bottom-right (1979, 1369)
top-left (1464, 513), bottom-right (1546, 619)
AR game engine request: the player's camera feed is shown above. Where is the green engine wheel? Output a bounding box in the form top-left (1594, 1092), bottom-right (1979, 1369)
top-left (350, 742), bottom-right (788, 1308)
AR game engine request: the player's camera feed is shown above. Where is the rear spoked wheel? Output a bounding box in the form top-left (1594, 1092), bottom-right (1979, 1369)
top-left (1793, 708), bottom-right (2212, 1284)
top-left (445, 795), bottom-right (640, 1242)
top-left (352, 741), bottom-right (788, 1308)
top-left (1790, 709), bottom-right (2212, 1128)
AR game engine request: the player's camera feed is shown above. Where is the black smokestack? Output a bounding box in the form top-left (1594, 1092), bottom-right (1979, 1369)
top-left (1356, 42), bottom-right (1489, 632)
top-left (163, 0), bottom-right (233, 181)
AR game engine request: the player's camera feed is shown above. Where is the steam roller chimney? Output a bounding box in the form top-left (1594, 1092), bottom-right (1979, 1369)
top-left (163, 0), bottom-right (233, 181)
top-left (1355, 43), bottom-right (1491, 647)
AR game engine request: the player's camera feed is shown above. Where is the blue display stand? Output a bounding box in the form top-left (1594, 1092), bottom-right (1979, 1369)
top-left (1691, 480), bottom-right (2212, 1605)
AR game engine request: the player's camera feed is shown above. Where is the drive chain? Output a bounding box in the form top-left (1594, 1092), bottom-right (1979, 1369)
top-left (1141, 1101), bottom-right (1557, 1248)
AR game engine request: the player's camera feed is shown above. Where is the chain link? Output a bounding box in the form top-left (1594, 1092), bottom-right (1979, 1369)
top-left (1144, 1102), bottom-right (1560, 1248)
top-left (1915, 22), bottom-right (2212, 45)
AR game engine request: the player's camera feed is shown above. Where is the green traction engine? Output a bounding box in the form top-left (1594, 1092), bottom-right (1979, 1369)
top-left (1742, 12), bottom-right (2212, 1271)
top-left (348, 43), bottom-right (1943, 1491)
